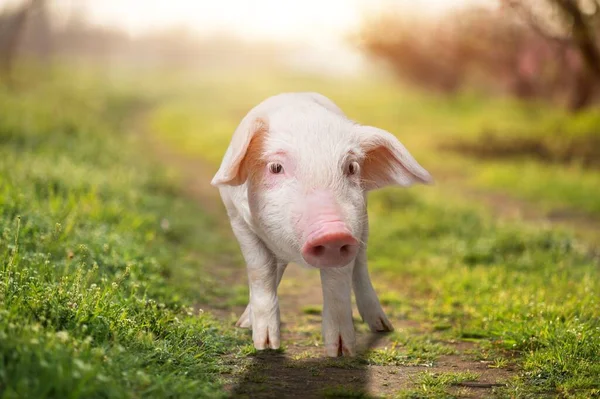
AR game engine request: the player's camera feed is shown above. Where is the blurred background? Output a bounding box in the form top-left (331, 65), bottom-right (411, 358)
top-left (3, 0), bottom-right (600, 160)
top-left (2, 0), bottom-right (600, 107)
top-left (1, 0), bottom-right (600, 267)
top-left (2, 0), bottom-right (600, 238)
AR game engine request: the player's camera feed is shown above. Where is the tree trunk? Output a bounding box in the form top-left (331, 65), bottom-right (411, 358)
top-left (0, 0), bottom-right (43, 77)
top-left (569, 69), bottom-right (595, 110)
top-left (553, 0), bottom-right (600, 110)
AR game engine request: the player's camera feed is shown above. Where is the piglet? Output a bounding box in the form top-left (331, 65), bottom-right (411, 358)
top-left (211, 93), bottom-right (432, 357)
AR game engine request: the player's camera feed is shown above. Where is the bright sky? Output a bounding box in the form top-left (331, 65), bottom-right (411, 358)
top-left (62, 0), bottom-right (492, 74)
top-left (1, 0), bottom-right (494, 74)
top-left (49, 0), bottom-right (492, 41)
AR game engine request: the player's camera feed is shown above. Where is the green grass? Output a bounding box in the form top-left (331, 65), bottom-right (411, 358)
top-left (301, 305), bottom-right (322, 315)
top-left (366, 332), bottom-right (456, 367)
top-left (446, 108), bottom-right (600, 168)
top-left (367, 189), bottom-right (600, 397)
top-left (397, 371), bottom-right (480, 399)
top-left (147, 71), bottom-right (600, 397)
top-left (0, 70), bottom-right (245, 398)
top-left (321, 385), bottom-right (374, 398)
top-left (472, 160), bottom-right (600, 217)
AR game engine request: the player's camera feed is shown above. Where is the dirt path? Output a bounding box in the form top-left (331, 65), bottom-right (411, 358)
top-left (137, 118), bottom-right (515, 398)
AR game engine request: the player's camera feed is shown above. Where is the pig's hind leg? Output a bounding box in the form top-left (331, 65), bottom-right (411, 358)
top-left (352, 246), bottom-right (394, 332)
top-left (236, 262), bottom-right (288, 328)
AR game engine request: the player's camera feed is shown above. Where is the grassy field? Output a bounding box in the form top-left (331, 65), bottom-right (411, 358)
top-left (2, 67), bottom-right (599, 398)
top-left (0, 68), bottom-right (249, 398)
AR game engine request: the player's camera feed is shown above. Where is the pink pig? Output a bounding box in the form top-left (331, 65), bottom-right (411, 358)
top-left (211, 93), bottom-right (432, 357)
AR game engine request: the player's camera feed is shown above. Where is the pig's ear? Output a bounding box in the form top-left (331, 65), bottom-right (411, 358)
top-left (211, 116), bottom-right (268, 187)
top-left (357, 126), bottom-right (433, 190)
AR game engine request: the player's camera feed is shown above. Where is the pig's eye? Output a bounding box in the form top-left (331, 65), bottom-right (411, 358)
top-left (346, 161), bottom-right (360, 176)
top-left (268, 162), bottom-right (284, 174)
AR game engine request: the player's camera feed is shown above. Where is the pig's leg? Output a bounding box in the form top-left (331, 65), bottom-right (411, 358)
top-left (353, 245), bottom-right (394, 332)
top-left (230, 220), bottom-right (280, 350)
top-left (320, 265), bottom-right (356, 357)
top-left (236, 262), bottom-right (287, 328)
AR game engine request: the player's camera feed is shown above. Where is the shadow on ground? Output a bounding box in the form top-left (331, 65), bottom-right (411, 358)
top-left (230, 333), bottom-right (389, 398)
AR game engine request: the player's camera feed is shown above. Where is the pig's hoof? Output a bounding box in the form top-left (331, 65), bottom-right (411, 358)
top-left (326, 334), bottom-right (355, 357)
top-left (252, 311), bottom-right (280, 350)
top-left (253, 326), bottom-right (280, 350)
top-left (365, 312), bottom-right (394, 333)
top-left (236, 304), bottom-right (252, 329)
top-left (323, 314), bottom-right (356, 357)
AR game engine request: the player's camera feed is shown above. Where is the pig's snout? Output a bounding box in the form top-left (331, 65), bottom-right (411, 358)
top-left (301, 222), bottom-right (359, 268)
top-left (298, 190), bottom-right (360, 268)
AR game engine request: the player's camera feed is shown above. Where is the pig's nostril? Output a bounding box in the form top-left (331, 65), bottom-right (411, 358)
top-left (340, 245), bottom-right (350, 255)
top-left (313, 245), bottom-right (325, 256)
top-left (302, 230), bottom-right (359, 268)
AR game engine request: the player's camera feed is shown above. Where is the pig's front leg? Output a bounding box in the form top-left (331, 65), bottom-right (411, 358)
top-left (320, 264), bottom-right (356, 357)
top-left (353, 244), bottom-right (393, 332)
top-left (230, 220), bottom-right (280, 350)
top-left (236, 262), bottom-right (287, 329)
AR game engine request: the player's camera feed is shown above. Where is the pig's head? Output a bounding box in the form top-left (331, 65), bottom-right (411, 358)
top-left (211, 94), bottom-right (432, 269)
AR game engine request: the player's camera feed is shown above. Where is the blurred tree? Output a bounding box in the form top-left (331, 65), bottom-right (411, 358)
top-left (0, 0), bottom-right (46, 78)
top-left (358, 1), bottom-right (600, 111)
top-left (503, 0), bottom-right (600, 110)
top-left (20, 0), bottom-right (53, 63)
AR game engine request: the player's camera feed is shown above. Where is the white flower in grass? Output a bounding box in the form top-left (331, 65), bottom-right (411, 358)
top-left (56, 331), bottom-right (69, 342)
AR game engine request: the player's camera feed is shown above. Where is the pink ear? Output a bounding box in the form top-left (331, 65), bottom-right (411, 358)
top-left (211, 116), bottom-right (268, 186)
top-left (357, 126), bottom-right (433, 190)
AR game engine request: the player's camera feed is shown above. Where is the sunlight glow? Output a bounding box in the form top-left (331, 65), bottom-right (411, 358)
top-left (37, 0), bottom-right (493, 74)
top-left (56, 0), bottom-right (491, 41)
